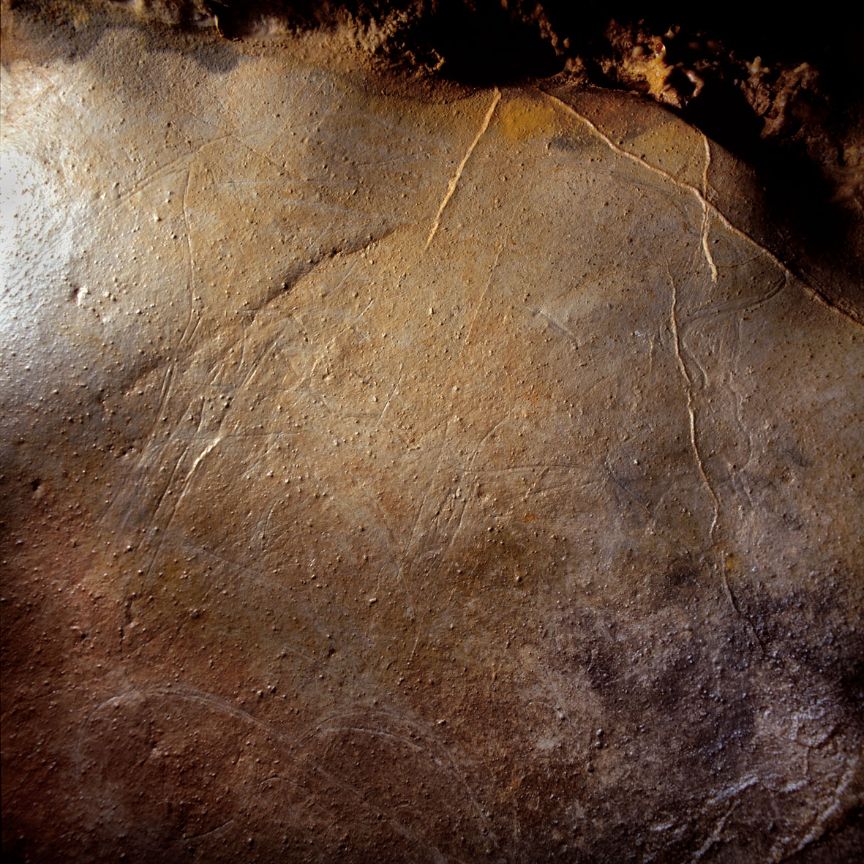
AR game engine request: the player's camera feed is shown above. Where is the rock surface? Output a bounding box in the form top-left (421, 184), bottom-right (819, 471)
top-left (1, 13), bottom-right (863, 864)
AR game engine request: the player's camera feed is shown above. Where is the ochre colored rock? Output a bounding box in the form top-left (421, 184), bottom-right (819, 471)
top-left (2, 14), bottom-right (862, 864)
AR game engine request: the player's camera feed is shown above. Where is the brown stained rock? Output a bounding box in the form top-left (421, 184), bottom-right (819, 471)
top-left (1, 12), bottom-right (863, 864)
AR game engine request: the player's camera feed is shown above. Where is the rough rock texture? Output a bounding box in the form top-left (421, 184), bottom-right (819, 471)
top-left (10, 1), bottom-right (864, 247)
top-left (1, 11), bottom-right (863, 864)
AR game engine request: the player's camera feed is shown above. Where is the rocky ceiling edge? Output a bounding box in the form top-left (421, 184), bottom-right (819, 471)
top-left (4, 0), bottom-right (864, 321)
top-left (1, 5), bottom-right (863, 864)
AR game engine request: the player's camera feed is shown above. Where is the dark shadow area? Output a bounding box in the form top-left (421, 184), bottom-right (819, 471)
top-left (381, 0), bottom-right (561, 85)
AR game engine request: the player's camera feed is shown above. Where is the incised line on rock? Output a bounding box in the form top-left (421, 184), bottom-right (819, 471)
top-left (540, 88), bottom-right (862, 329)
top-left (424, 88), bottom-right (501, 251)
top-left (701, 134), bottom-right (719, 284)
top-left (667, 268), bottom-right (721, 541)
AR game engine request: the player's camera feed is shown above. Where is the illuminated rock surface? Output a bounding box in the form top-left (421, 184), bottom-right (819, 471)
top-left (1, 13), bottom-right (862, 863)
